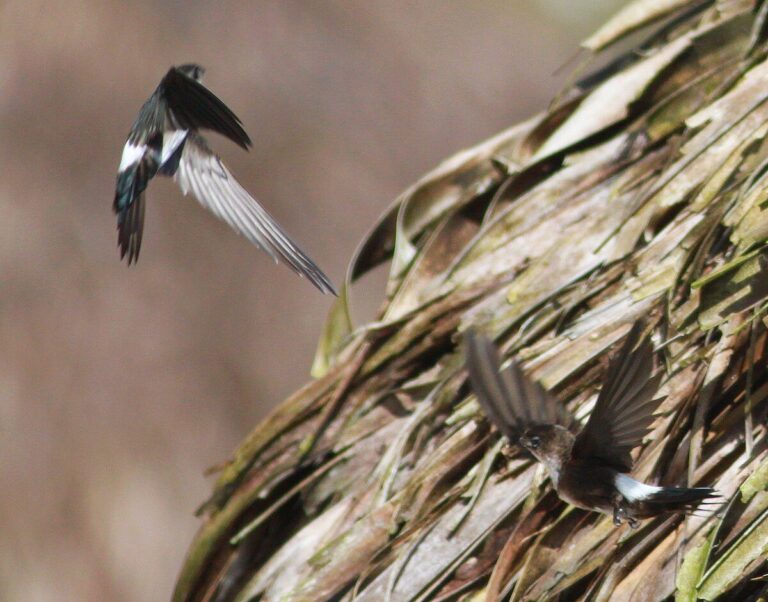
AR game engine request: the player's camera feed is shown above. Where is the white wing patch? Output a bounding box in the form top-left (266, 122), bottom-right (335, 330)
top-left (161, 130), bottom-right (188, 165)
top-left (119, 141), bottom-right (146, 171)
top-left (614, 473), bottom-right (662, 501)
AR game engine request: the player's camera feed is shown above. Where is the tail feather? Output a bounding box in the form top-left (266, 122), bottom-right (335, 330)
top-left (114, 154), bottom-right (158, 264)
top-left (644, 487), bottom-right (720, 513)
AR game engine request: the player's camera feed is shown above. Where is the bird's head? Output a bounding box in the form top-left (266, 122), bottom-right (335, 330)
top-left (176, 64), bottom-right (205, 82)
top-left (519, 424), bottom-right (574, 476)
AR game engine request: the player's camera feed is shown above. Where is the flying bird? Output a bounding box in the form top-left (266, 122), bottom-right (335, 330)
top-left (113, 64), bottom-right (336, 294)
top-left (464, 322), bottom-right (717, 527)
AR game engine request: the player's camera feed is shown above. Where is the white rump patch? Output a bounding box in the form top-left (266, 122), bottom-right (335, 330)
top-left (614, 473), bottom-right (662, 502)
top-left (161, 130), bottom-right (188, 164)
top-left (119, 141), bottom-right (146, 171)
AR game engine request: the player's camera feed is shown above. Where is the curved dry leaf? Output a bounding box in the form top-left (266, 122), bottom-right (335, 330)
top-left (311, 279), bottom-right (354, 378)
top-left (535, 35), bottom-right (690, 160)
top-left (583, 0), bottom-right (703, 51)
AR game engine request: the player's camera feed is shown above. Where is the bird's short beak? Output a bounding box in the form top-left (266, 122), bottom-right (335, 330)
top-left (518, 436), bottom-right (531, 448)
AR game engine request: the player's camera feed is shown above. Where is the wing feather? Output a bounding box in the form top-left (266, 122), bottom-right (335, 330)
top-left (464, 331), bottom-right (572, 441)
top-left (116, 191), bottom-right (145, 265)
top-left (161, 67), bottom-right (252, 150)
top-left (572, 321), bottom-right (665, 471)
top-left (175, 135), bottom-right (336, 294)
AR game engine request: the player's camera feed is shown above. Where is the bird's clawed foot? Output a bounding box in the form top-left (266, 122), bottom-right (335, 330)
top-left (612, 504), bottom-right (640, 528)
top-left (613, 505), bottom-right (627, 526)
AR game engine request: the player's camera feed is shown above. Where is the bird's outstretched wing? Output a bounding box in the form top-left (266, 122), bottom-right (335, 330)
top-left (464, 330), bottom-right (572, 440)
top-left (175, 134), bottom-right (336, 295)
top-left (160, 67), bottom-right (252, 150)
top-left (571, 321), bottom-right (664, 472)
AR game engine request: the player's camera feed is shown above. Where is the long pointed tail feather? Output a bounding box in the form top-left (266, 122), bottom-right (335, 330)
top-left (644, 486), bottom-right (720, 514)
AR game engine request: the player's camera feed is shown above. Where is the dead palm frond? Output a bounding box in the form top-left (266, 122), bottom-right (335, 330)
top-left (175, 2), bottom-right (768, 600)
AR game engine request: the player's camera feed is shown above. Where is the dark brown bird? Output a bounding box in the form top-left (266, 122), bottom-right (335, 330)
top-left (113, 64), bottom-right (336, 295)
top-left (464, 322), bottom-right (718, 527)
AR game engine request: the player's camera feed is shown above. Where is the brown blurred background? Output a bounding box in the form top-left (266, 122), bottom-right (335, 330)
top-left (0, 2), bottom-right (622, 600)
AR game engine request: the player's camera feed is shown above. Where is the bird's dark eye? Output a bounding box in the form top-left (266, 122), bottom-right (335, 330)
top-left (529, 436), bottom-right (541, 449)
